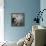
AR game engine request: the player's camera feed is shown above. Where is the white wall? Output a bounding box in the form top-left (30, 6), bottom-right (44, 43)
top-left (0, 0), bottom-right (4, 42)
top-left (40, 0), bottom-right (46, 27)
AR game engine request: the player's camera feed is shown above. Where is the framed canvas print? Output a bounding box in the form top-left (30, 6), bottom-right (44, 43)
top-left (11, 13), bottom-right (25, 26)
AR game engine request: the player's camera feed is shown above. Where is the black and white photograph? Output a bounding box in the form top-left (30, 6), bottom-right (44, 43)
top-left (11, 13), bottom-right (25, 26)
